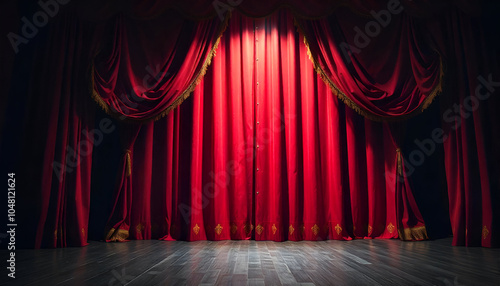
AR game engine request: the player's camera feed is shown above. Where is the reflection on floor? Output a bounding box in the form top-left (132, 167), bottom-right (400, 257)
top-left (1, 237), bottom-right (499, 286)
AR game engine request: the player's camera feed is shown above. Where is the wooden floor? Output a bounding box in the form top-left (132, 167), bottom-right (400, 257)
top-left (1, 237), bottom-right (499, 286)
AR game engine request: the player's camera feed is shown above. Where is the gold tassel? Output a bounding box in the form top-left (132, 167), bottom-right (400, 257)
top-left (396, 148), bottom-right (403, 177)
top-left (125, 149), bottom-right (132, 177)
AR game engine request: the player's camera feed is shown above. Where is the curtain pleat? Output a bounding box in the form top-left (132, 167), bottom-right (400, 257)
top-left (296, 8), bottom-right (443, 120)
top-left (115, 11), bottom-right (427, 242)
top-left (10, 2), bottom-right (498, 249)
top-left (91, 11), bottom-right (228, 121)
top-left (28, 12), bottom-right (96, 248)
top-left (429, 10), bottom-right (500, 247)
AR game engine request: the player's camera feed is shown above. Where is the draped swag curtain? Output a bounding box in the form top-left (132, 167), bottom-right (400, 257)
top-left (9, 1), bottom-right (497, 248)
top-left (91, 10), bottom-right (228, 121)
top-left (296, 10), bottom-right (443, 120)
top-left (98, 10), bottom-right (428, 243)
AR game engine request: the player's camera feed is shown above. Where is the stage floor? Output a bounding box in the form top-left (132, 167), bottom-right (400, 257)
top-left (1, 237), bottom-right (499, 285)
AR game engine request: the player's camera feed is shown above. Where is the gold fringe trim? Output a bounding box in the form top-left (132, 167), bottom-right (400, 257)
top-left (293, 18), bottom-right (445, 122)
top-left (105, 227), bottom-right (130, 242)
top-left (420, 53), bottom-right (445, 112)
top-left (125, 149), bottom-right (132, 177)
top-left (90, 61), bottom-right (113, 116)
top-left (90, 11), bottom-right (232, 122)
top-left (398, 225), bottom-right (428, 241)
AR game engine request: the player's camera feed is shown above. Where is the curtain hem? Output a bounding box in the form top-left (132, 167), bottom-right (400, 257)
top-left (398, 225), bottom-right (429, 241)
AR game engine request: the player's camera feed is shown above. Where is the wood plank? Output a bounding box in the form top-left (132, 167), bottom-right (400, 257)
top-left (1, 237), bottom-right (499, 286)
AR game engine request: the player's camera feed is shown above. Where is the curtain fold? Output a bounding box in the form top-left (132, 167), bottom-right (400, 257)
top-left (428, 10), bottom-right (500, 247)
top-left (92, 10), bottom-right (228, 121)
top-left (26, 12), bottom-right (97, 248)
top-left (110, 11), bottom-right (427, 242)
top-left (10, 2), bottom-right (498, 249)
top-left (296, 8), bottom-right (443, 120)
top-left (386, 122), bottom-right (428, 241)
top-left (104, 124), bottom-right (141, 242)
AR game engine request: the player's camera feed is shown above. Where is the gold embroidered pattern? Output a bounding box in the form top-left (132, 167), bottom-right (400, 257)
top-left (231, 223), bottom-right (238, 234)
top-left (136, 223), bottom-right (144, 234)
top-left (272, 224), bottom-right (277, 235)
top-left (244, 223), bottom-right (254, 235)
top-left (300, 224), bottom-right (305, 234)
top-left (335, 224), bottom-right (342, 236)
top-left (215, 224), bottom-right (223, 236)
top-left (482, 226), bottom-right (489, 240)
top-left (193, 224), bottom-right (200, 235)
top-left (368, 225), bottom-right (373, 236)
top-left (256, 224), bottom-right (264, 235)
top-left (311, 224), bottom-right (320, 236)
top-left (387, 223), bottom-right (395, 234)
top-left (81, 228), bottom-right (85, 238)
top-left (289, 225), bottom-right (295, 235)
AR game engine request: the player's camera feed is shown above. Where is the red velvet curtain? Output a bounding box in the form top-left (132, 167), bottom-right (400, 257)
top-left (8, 2), bottom-right (498, 249)
top-left (427, 10), bottom-right (500, 247)
top-left (93, 11), bottom-right (230, 241)
top-left (20, 13), bottom-right (97, 248)
top-left (92, 10), bottom-right (226, 121)
top-left (104, 124), bottom-right (142, 241)
top-left (113, 11), bottom-right (427, 242)
top-left (296, 8), bottom-right (443, 120)
top-left (386, 122), bottom-right (428, 240)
